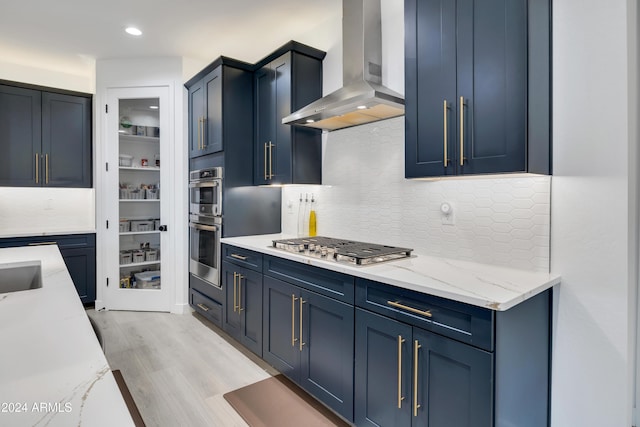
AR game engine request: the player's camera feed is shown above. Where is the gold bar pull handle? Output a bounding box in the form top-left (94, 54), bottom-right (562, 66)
top-left (233, 272), bottom-right (238, 313)
top-left (45, 154), bottom-right (49, 184)
top-left (443, 100), bottom-right (448, 167)
top-left (230, 253), bottom-right (248, 261)
top-left (268, 142), bottom-right (274, 179)
top-left (35, 153), bottom-right (39, 184)
top-left (299, 297), bottom-right (306, 351)
top-left (413, 340), bottom-right (422, 417)
top-left (201, 117), bottom-right (207, 149)
top-left (196, 303), bottom-right (210, 312)
top-left (387, 300), bottom-right (433, 318)
top-left (264, 142), bottom-right (268, 180)
top-left (291, 294), bottom-right (298, 347)
top-left (398, 335), bottom-right (406, 408)
top-left (197, 118), bottom-right (201, 150)
top-left (237, 274), bottom-right (244, 313)
top-left (28, 242), bottom-right (57, 246)
top-left (459, 96), bottom-right (465, 166)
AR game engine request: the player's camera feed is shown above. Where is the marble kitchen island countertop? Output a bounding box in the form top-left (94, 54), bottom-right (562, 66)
top-left (0, 245), bottom-right (133, 427)
top-left (221, 234), bottom-right (561, 311)
top-left (0, 228), bottom-right (97, 239)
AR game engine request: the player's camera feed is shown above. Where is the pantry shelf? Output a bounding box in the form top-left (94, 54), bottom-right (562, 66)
top-left (119, 260), bottom-right (161, 269)
top-left (119, 231), bottom-right (160, 236)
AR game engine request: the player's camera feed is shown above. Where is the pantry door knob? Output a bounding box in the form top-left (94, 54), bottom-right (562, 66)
top-left (159, 225), bottom-right (168, 232)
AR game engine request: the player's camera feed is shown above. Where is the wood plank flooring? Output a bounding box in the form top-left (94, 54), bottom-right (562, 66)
top-left (87, 309), bottom-right (277, 427)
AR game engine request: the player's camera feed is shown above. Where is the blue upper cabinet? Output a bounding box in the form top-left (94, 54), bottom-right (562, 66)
top-left (0, 84), bottom-right (92, 188)
top-left (188, 66), bottom-right (223, 158)
top-left (405, 0), bottom-right (551, 178)
top-left (253, 43), bottom-right (325, 186)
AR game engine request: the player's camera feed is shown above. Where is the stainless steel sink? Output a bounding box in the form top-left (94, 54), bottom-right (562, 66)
top-left (0, 261), bottom-right (42, 294)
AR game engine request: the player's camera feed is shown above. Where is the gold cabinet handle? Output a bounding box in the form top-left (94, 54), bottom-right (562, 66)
top-left (268, 142), bottom-right (274, 179)
top-left (45, 153), bottom-right (49, 184)
top-left (196, 303), bottom-right (210, 312)
top-left (201, 117), bottom-right (207, 149)
top-left (413, 339), bottom-right (422, 417)
top-left (299, 297), bottom-right (306, 351)
top-left (197, 117), bottom-right (201, 150)
top-left (28, 242), bottom-right (57, 246)
top-left (387, 300), bottom-right (433, 318)
top-left (35, 153), bottom-right (39, 184)
top-left (291, 294), bottom-right (298, 347)
top-left (264, 142), bottom-right (268, 180)
top-left (237, 274), bottom-right (244, 313)
top-left (233, 272), bottom-right (238, 313)
top-left (398, 335), bottom-right (406, 408)
top-left (230, 253), bottom-right (248, 261)
top-left (443, 100), bottom-right (449, 167)
top-left (459, 96), bottom-right (465, 166)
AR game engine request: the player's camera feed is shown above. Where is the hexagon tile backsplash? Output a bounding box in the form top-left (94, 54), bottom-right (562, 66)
top-left (281, 117), bottom-right (551, 273)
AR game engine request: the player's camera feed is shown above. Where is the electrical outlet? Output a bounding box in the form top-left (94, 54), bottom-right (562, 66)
top-left (440, 202), bottom-right (455, 226)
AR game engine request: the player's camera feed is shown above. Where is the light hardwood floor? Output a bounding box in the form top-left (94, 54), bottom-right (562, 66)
top-left (87, 308), bottom-right (277, 427)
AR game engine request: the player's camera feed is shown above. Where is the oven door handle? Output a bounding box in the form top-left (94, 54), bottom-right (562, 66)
top-left (189, 181), bottom-right (219, 189)
top-left (189, 222), bottom-right (219, 232)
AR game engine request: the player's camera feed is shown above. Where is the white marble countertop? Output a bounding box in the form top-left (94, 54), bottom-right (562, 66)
top-left (0, 229), bottom-right (96, 239)
top-left (221, 234), bottom-right (561, 311)
top-left (0, 245), bottom-right (134, 426)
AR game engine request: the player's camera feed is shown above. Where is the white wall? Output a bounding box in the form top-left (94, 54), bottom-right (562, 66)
top-left (551, 0), bottom-right (637, 425)
top-left (0, 57), bottom-right (94, 94)
top-left (95, 57), bottom-right (188, 314)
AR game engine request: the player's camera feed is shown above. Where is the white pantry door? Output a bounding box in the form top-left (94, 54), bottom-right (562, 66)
top-left (104, 86), bottom-right (172, 312)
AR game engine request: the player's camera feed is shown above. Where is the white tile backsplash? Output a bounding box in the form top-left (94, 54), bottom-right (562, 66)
top-left (282, 117), bottom-right (551, 272)
top-left (0, 188), bottom-right (95, 236)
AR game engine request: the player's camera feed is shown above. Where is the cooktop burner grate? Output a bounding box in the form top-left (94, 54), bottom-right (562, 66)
top-left (272, 236), bottom-right (413, 266)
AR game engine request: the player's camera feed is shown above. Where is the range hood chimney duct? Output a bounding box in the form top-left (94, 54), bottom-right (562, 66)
top-left (282, 0), bottom-right (404, 131)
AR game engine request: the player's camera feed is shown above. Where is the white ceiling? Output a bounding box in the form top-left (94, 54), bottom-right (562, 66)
top-left (0, 0), bottom-right (342, 80)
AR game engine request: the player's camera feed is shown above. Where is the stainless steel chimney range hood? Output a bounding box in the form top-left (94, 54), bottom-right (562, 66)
top-left (282, 0), bottom-right (404, 131)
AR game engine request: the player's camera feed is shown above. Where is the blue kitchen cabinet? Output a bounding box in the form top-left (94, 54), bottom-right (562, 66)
top-left (0, 234), bottom-right (96, 303)
top-left (355, 278), bottom-right (550, 427)
top-left (254, 43), bottom-right (325, 185)
top-left (263, 274), bottom-right (355, 421)
top-left (355, 308), bottom-right (492, 427)
top-left (405, 0), bottom-right (551, 178)
top-left (222, 260), bottom-right (263, 356)
top-left (188, 66), bottom-right (222, 158)
top-left (0, 85), bottom-right (41, 187)
top-left (0, 83), bottom-right (92, 187)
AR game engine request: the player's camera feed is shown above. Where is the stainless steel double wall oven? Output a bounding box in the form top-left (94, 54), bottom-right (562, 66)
top-left (189, 167), bottom-right (223, 287)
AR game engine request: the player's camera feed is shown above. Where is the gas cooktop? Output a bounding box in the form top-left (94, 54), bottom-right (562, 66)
top-left (272, 236), bottom-right (413, 266)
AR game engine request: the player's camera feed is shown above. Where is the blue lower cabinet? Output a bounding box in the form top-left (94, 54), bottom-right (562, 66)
top-left (0, 234), bottom-right (95, 303)
top-left (263, 275), bottom-right (354, 421)
top-left (222, 261), bottom-right (263, 356)
top-left (355, 308), bottom-right (493, 427)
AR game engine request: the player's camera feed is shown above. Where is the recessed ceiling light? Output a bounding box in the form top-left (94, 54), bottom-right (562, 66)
top-left (125, 27), bottom-right (142, 36)
top-left (149, 106), bottom-right (158, 110)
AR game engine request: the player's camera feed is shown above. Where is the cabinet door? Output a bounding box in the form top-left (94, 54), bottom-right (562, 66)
top-left (405, 0), bottom-right (457, 178)
top-left (60, 246), bottom-right (96, 304)
top-left (204, 67), bottom-right (223, 154)
top-left (271, 54), bottom-right (292, 184)
top-left (355, 308), bottom-right (412, 427)
top-left (238, 266), bottom-right (263, 356)
top-left (0, 85), bottom-right (41, 187)
top-left (299, 288), bottom-right (354, 421)
top-left (457, 0), bottom-right (527, 174)
top-left (254, 65), bottom-right (274, 185)
top-left (413, 328), bottom-right (493, 427)
top-left (262, 276), bottom-right (299, 379)
top-left (189, 80), bottom-right (205, 158)
top-left (42, 92), bottom-right (91, 187)
top-left (223, 262), bottom-right (242, 339)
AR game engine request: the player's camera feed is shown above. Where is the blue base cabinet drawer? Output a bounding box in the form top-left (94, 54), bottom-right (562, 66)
top-left (191, 288), bottom-right (223, 328)
top-left (355, 278), bottom-right (493, 351)
top-left (223, 244), bottom-right (263, 272)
